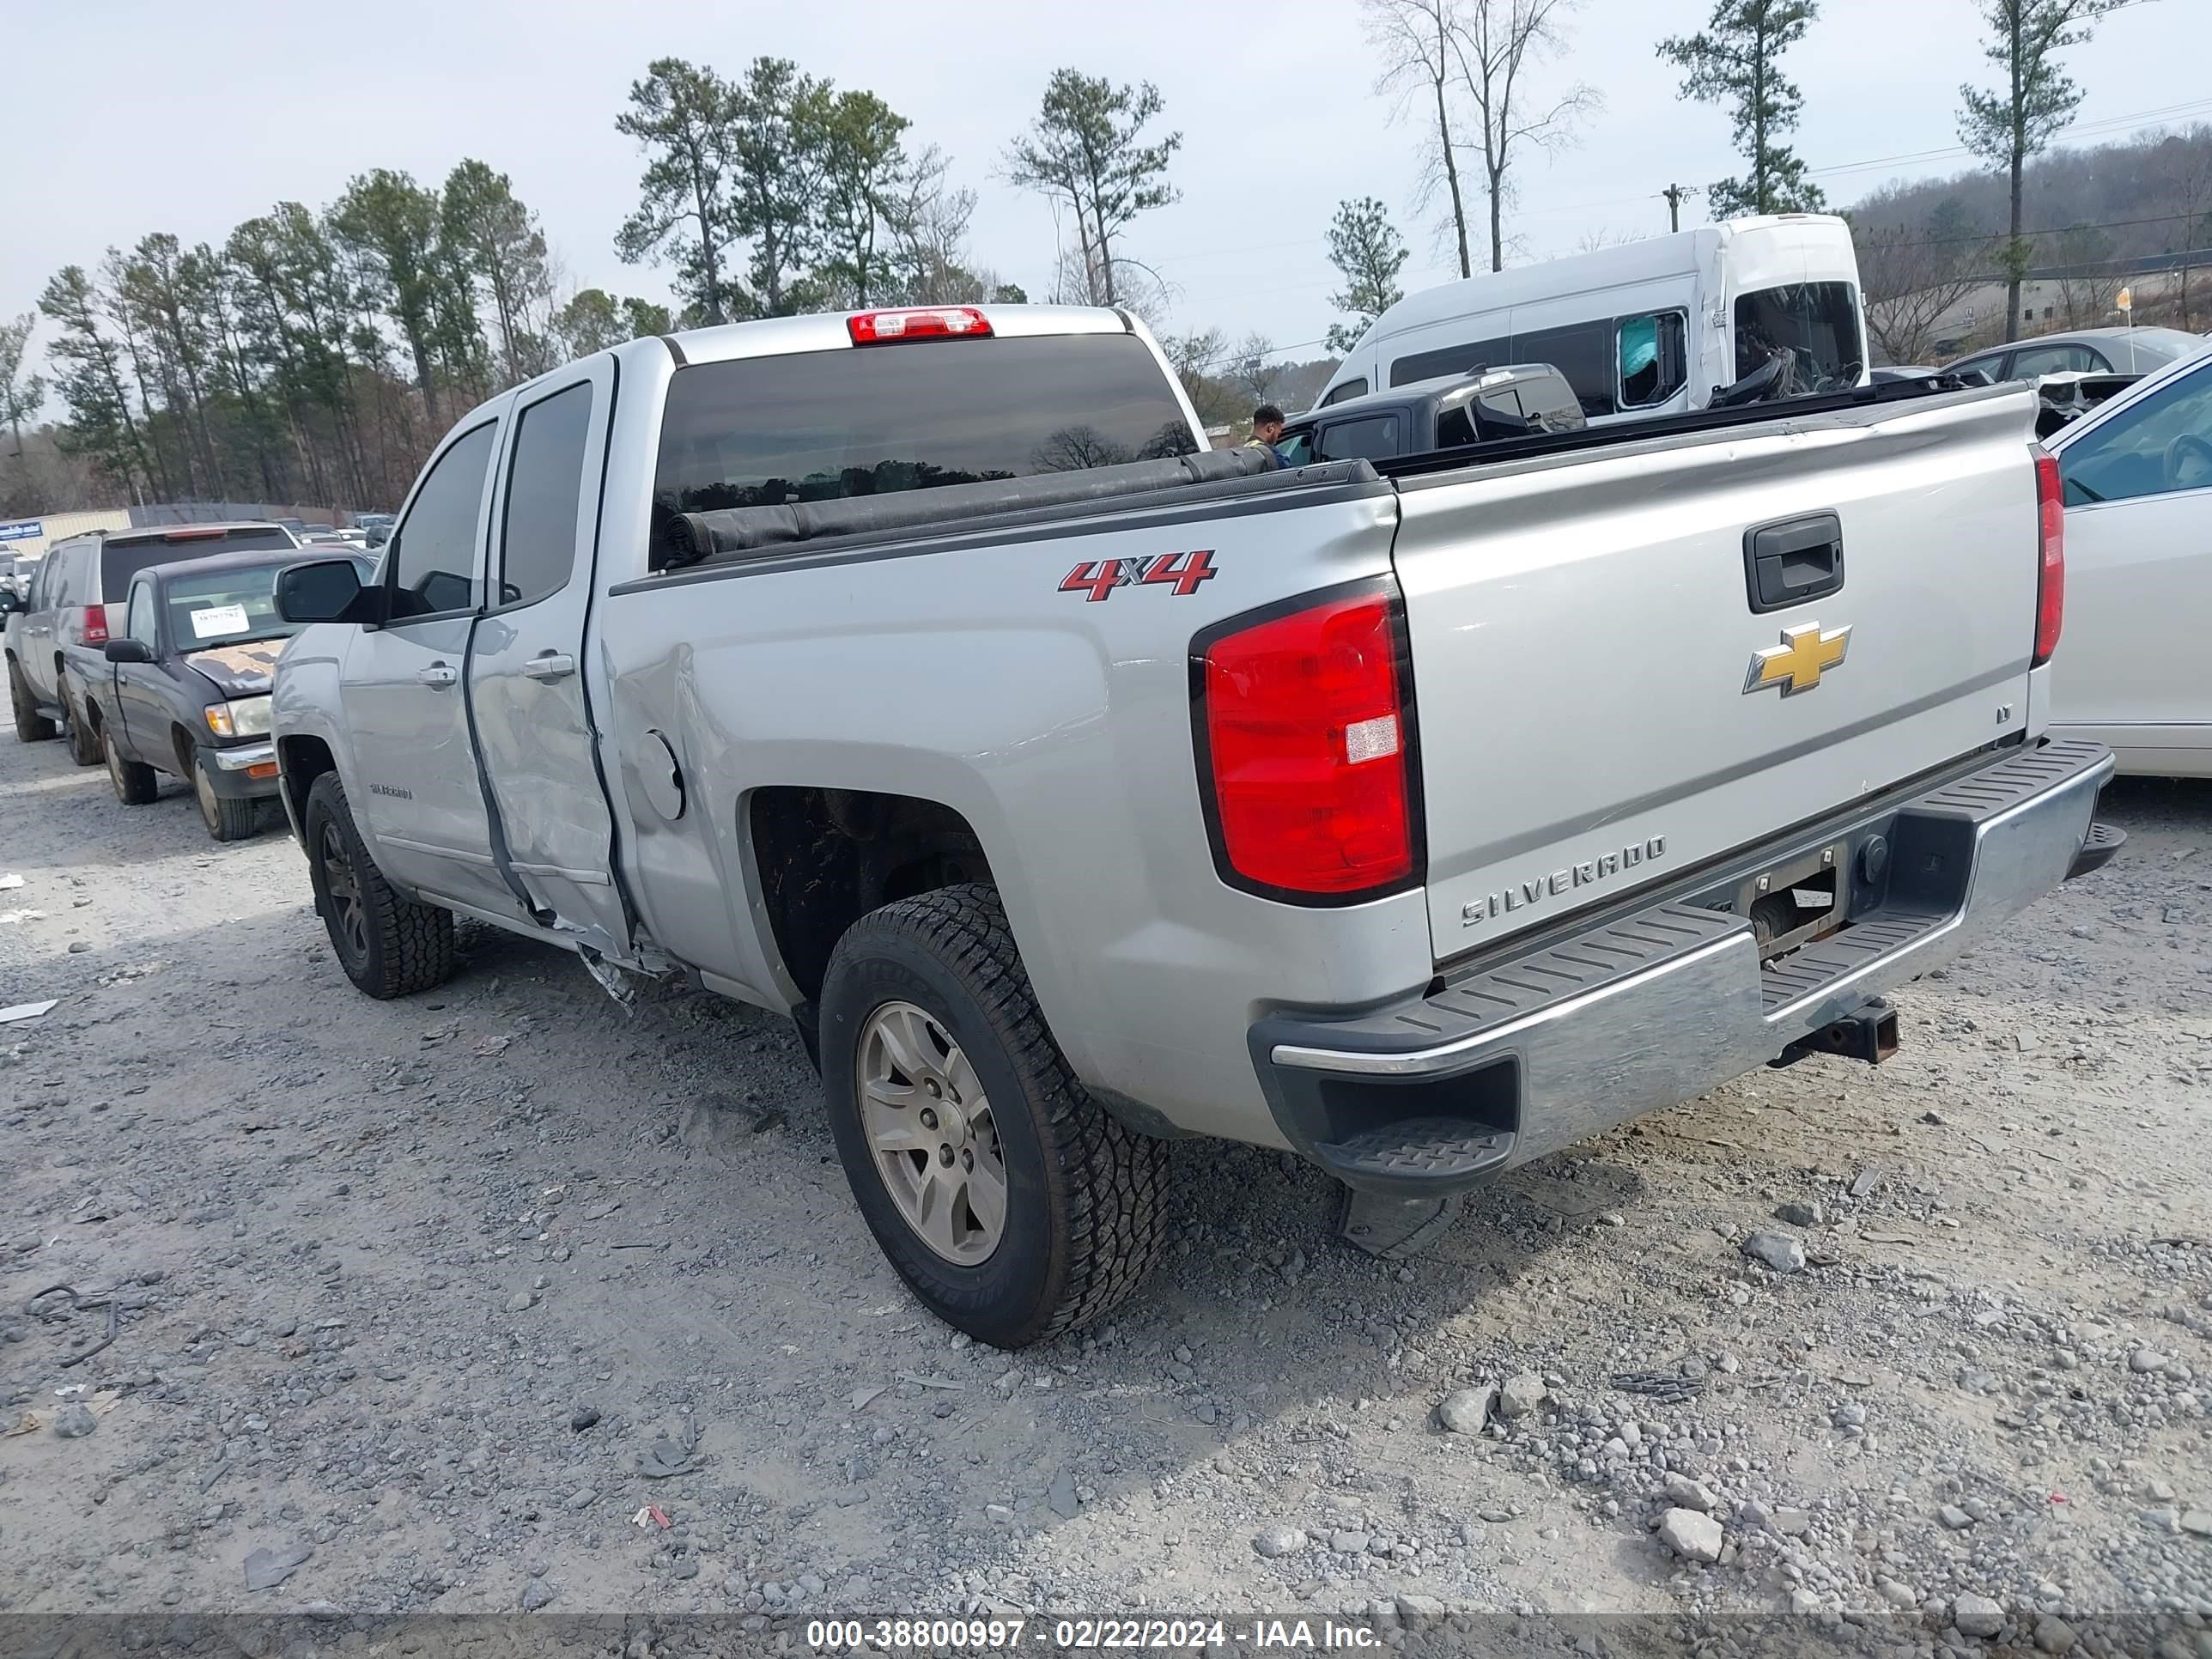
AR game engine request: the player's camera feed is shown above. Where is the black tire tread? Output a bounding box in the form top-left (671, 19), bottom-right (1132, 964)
top-left (202, 784), bottom-right (261, 842)
top-left (9, 659), bottom-right (55, 742)
top-left (306, 772), bottom-right (455, 999)
top-left (106, 729), bottom-right (158, 805)
top-left (60, 678), bottom-right (100, 765)
top-left (833, 884), bottom-right (1170, 1344)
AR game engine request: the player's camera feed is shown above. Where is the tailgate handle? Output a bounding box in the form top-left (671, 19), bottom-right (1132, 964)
top-left (1744, 513), bottom-right (1844, 613)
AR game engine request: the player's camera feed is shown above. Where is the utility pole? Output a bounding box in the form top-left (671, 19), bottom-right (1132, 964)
top-left (1662, 184), bottom-right (1692, 234)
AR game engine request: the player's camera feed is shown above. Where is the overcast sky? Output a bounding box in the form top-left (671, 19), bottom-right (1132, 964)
top-left (8, 0), bottom-right (2209, 380)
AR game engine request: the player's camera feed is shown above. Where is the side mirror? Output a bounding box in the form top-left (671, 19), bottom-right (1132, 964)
top-left (276, 557), bottom-right (383, 625)
top-left (103, 638), bottom-right (155, 664)
top-left (0, 591), bottom-right (21, 617)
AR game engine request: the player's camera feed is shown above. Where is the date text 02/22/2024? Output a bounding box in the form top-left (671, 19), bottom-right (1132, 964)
top-left (805, 1617), bottom-right (1383, 1650)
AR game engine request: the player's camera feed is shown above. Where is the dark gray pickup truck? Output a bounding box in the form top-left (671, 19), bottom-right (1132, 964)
top-left (96, 548), bottom-right (363, 840)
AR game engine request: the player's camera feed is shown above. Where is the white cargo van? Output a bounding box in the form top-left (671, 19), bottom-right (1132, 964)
top-left (1315, 214), bottom-right (1870, 424)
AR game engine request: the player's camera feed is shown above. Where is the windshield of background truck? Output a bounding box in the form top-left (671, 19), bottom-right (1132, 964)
top-left (163, 564), bottom-right (299, 649)
top-left (651, 334), bottom-right (1198, 542)
top-left (1733, 282), bottom-right (1864, 395)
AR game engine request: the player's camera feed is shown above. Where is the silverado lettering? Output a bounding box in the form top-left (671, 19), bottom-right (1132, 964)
top-left (1462, 837), bottom-right (1668, 927)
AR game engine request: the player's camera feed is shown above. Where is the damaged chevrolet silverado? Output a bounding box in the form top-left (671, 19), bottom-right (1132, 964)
top-left (268, 301), bottom-right (2119, 1346)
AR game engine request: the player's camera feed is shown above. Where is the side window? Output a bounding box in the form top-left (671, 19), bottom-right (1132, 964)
top-left (1618, 312), bottom-right (1689, 409)
top-left (389, 422), bottom-right (497, 620)
top-left (1273, 428), bottom-right (1315, 467)
top-left (1512, 320), bottom-right (1616, 418)
top-left (25, 553), bottom-right (49, 610)
top-left (2011, 342), bottom-right (2094, 379)
top-left (1315, 415), bottom-right (1402, 463)
top-left (1434, 403), bottom-right (1478, 447)
top-left (1318, 379), bottom-right (1369, 408)
top-left (1391, 336), bottom-right (1507, 388)
top-left (125, 583), bottom-right (159, 646)
top-left (50, 549), bottom-right (79, 608)
top-left (497, 382), bottom-right (594, 609)
top-left (2058, 362), bottom-right (2212, 507)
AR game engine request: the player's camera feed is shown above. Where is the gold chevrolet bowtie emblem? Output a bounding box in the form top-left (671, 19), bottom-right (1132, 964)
top-left (1744, 622), bottom-right (1851, 696)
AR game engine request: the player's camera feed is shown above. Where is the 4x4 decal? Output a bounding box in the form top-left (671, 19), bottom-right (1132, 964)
top-left (1058, 550), bottom-right (1218, 603)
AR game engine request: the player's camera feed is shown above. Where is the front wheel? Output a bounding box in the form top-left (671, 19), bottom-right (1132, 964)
top-left (818, 884), bottom-right (1169, 1348)
top-left (59, 677), bottom-right (100, 765)
top-left (9, 658), bottom-right (55, 742)
top-left (194, 757), bottom-right (262, 841)
top-left (302, 771), bottom-right (454, 998)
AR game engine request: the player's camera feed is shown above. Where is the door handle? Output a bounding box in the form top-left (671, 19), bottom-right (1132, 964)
top-left (521, 652), bottom-right (576, 683)
top-left (416, 662), bottom-right (459, 688)
top-left (1744, 513), bottom-right (1845, 612)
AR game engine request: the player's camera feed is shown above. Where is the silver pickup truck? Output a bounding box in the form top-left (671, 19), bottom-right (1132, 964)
top-left (269, 301), bottom-right (2118, 1347)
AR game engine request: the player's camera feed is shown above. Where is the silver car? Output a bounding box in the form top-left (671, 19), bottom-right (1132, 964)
top-left (1946, 325), bottom-right (2208, 384)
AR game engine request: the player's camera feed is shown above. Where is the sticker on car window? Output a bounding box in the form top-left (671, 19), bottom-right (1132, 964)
top-left (189, 604), bottom-right (251, 639)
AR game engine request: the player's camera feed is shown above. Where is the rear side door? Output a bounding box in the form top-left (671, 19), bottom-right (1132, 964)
top-left (468, 359), bottom-right (629, 955)
top-left (2049, 356), bottom-right (2212, 742)
top-left (339, 417), bottom-right (518, 915)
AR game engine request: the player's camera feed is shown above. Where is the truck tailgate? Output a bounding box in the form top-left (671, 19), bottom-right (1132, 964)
top-left (1392, 385), bottom-right (2045, 961)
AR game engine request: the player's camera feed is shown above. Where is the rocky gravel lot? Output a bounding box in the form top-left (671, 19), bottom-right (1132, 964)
top-left (1, 727), bottom-right (2209, 1656)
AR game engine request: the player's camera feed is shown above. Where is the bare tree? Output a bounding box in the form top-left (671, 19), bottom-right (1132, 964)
top-left (0, 313), bottom-right (46, 458)
top-left (2157, 125), bottom-right (2212, 331)
top-left (2051, 222), bottom-right (2121, 327)
top-left (1448, 0), bottom-right (1601, 273)
top-left (1853, 204), bottom-right (1991, 365)
top-left (1225, 333), bottom-right (1277, 405)
top-left (1364, 0), bottom-right (1475, 278)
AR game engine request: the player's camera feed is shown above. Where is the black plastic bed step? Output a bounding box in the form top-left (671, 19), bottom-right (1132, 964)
top-left (1311, 1119), bottom-right (1516, 1194)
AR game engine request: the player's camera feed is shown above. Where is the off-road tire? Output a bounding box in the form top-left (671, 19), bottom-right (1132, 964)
top-left (819, 884), bottom-right (1170, 1347)
top-left (302, 770), bottom-right (455, 998)
top-left (194, 757), bottom-right (261, 842)
top-left (105, 727), bottom-right (158, 805)
top-left (9, 658), bottom-right (55, 742)
top-left (60, 677), bottom-right (100, 765)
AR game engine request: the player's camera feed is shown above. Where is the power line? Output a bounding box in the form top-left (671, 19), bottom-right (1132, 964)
top-left (1876, 210), bottom-right (2210, 250)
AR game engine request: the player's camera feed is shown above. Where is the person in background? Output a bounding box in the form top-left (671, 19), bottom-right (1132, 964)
top-left (1245, 404), bottom-right (1287, 469)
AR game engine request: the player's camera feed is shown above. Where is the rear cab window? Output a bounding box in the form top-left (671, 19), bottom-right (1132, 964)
top-left (100, 527), bottom-right (295, 603)
top-left (650, 333), bottom-right (1197, 563)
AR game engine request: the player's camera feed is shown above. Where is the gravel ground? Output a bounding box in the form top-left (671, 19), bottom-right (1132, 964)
top-left (1, 728), bottom-right (2208, 1655)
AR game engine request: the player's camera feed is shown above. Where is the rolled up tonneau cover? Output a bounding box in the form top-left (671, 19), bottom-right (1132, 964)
top-left (660, 447), bottom-right (1279, 566)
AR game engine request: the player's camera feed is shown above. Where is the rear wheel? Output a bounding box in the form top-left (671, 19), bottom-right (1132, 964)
top-left (9, 659), bottom-right (55, 742)
top-left (303, 771), bottom-right (454, 998)
top-left (818, 884), bottom-right (1169, 1347)
top-left (105, 727), bottom-right (158, 805)
top-left (194, 757), bottom-right (260, 841)
top-left (59, 676), bottom-right (100, 765)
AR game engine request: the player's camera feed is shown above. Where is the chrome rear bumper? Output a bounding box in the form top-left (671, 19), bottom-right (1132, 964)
top-left (1253, 739), bottom-right (2115, 1194)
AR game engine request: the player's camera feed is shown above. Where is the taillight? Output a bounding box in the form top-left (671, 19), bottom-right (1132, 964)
top-left (2032, 448), bottom-right (2064, 666)
top-left (847, 307), bottom-right (992, 345)
top-left (81, 605), bottom-right (110, 645)
top-left (1194, 585), bottom-right (1420, 901)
